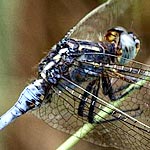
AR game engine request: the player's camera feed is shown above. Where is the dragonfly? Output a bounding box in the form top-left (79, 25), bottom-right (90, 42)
top-left (0, 0), bottom-right (150, 150)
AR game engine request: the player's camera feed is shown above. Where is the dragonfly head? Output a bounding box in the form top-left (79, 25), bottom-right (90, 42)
top-left (105, 26), bottom-right (140, 64)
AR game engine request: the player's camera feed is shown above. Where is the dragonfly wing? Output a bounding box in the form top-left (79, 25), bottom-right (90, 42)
top-left (69, 0), bottom-right (137, 41)
top-left (32, 78), bottom-right (150, 150)
top-left (32, 57), bottom-right (150, 150)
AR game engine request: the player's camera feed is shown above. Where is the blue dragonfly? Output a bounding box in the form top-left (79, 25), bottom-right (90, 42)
top-left (0, 0), bottom-right (149, 150)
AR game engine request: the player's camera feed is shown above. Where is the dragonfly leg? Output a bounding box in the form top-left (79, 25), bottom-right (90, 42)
top-left (88, 78), bottom-right (100, 123)
top-left (102, 73), bottom-right (142, 101)
top-left (102, 73), bottom-right (116, 100)
top-left (78, 80), bottom-right (96, 117)
top-left (111, 79), bottom-right (142, 101)
top-left (78, 78), bottom-right (101, 123)
top-left (113, 84), bottom-right (130, 94)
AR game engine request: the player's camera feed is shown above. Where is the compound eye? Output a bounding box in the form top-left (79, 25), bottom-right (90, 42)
top-left (105, 31), bottom-right (118, 43)
top-left (105, 26), bottom-right (127, 43)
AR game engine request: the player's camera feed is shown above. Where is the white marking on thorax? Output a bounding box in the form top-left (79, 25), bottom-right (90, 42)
top-left (78, 45), bottom-right (100, 51)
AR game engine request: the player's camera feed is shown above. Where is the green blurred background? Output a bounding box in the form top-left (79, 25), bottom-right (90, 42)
top-left (0, 0), bottom-right (150, 150)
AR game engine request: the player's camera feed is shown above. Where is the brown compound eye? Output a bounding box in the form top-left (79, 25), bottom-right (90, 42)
top-left (105, 31), bottom-right (118, 43)
top-left (105, 30), bottom-right (120, 51)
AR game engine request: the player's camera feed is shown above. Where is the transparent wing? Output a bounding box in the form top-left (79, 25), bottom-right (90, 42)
top-left (32, 55), bottom-right (150, 150)
top-left (68, 0), bottom-right (138, 41)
